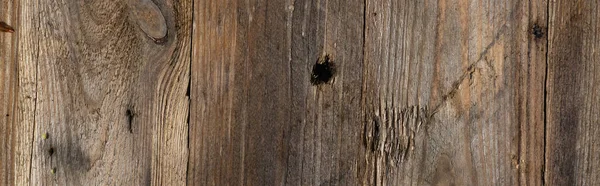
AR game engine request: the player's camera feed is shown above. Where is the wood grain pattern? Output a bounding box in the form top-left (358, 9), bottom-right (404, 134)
top-left (0, 0), bottom-right (18, 185)
top-left (362, 0), bottom-right (547, 185)
top-left (7, 0), bottom-right (192, 185)
top-left (546, 0), bottom-right (600, 185)
top-left (2, 0), bottom-right (600, 185)
top-left (189, 0), bottom-right (365, 185)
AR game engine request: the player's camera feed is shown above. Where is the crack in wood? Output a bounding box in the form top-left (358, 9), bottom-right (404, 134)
top-left (428, 24), bottom-right (508, 120)
top-left (126, 105), bottom-right (136, 134)
top-left (0, 21), bottom-right (14, 33)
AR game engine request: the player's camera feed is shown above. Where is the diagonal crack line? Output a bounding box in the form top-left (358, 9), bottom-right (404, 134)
top-left (427, 24), bottom-right (509, 120)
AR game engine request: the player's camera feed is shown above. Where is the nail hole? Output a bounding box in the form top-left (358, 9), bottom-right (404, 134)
top-left (311, 55), bottom-right (336, 85)
top-left (48, 147), bottom-right (54, 156)
top-left (532, 24), bottom-right (544, 39)
top-left (126, 107), bottom-right (135, 133)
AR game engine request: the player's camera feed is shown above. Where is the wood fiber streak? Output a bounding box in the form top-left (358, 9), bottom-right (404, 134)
top-left (546, 0), bottom-right (600, 185)
top-left (189, 0), bottom-right (364, 185)
top-left (11, 0), bottom-right (192, 184)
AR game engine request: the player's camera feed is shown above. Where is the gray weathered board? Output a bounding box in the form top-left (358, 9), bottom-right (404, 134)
top-left (1, 0), bottom-right (599, 185)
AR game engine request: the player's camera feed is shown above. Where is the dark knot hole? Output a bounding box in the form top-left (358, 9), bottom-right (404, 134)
top-left (311, 55), bottom-right (336, 85)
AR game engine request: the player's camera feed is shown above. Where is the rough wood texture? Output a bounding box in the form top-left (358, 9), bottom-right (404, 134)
top-left (0, 1), bottom-right (18, 185)
top-left (2, 0), bottom-right (600, 185)
top-left (546, 0), bottom-right (600, 185)
top-left (5, 0), bottom-right (192, 185)
top-left (189, 0), bottom-right (365, 185)
top-left (363, 0), bottom-right (547, 185)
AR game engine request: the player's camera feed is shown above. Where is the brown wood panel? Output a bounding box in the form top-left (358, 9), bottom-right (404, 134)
top-left (3, 0), bottom-right (600, 185)
top-left (362, 0), bottom-right (546, 185)
top-left (189, 0), bottom-right (552, 185)
top-left (546, 0), bottom-right (600, 185)
top-left (8, 0), bottom-right (192, 184)
top-left (0, 0), bottom-right (18, 185)
top-left (189, 0), bottom-right (365, 185)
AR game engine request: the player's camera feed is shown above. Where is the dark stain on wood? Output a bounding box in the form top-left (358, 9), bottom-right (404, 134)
top-left (126, 107), bottom-right (135, 134)
top-left (48, 147), bottom-right (55, 156)
top-left (311, 55), bottom-right (336, 85)
top-left (372, 116), bottom-right (381, 153)
top-left (532, 23), bottom-right (545, 39)
top-left (63, 145), bottom-right (92, 173)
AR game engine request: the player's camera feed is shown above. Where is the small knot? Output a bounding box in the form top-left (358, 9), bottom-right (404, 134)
top-left (311, 55), bottom-right (336, 85)
top-left (532, 24), bottom-right (545, 39)
top-left (131, 0), bottom-right (167, 43)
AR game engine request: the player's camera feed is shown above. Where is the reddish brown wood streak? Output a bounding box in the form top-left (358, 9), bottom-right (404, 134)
top-left (0, 21), bottom-right (15, 33)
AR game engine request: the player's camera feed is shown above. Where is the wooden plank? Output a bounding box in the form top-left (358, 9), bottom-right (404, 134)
top-left (546, 0), bottom-right (600, 185)
top-left (12, 0), bottom-right (192, 184)
top-left (189, 0), bottom-right (365, 185)
top-left (0, 0), bottom-right (18, 185)
top-left (363, 0), bottom-right (546, 185)
top-left (519, 1), bottom-right (548, 186)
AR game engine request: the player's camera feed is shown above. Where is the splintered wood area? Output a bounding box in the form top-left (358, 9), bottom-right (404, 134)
top-left (1, 0), bottom-right (599, 185)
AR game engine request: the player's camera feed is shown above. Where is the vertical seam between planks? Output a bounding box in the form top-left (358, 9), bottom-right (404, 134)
top-left (186, 0), bottom-right (195, 184)
top-left (360, 0), bottom-right (367, 184)
top-left (542, 0), bottom-right (550, 185)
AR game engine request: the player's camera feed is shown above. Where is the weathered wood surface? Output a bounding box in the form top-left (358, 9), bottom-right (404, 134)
top-left (546, 1), bottom-right (600, 185)
top-left (189, 0), bottom-right (365, 185)
top-left (2, 0), bottom-right (192, 185)
top-left (0, 1), bottom-right (18, 185)
top-left (362, 0), bottom-right (547, 185)
top-left (1, 0), bottom-right (599, 185)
